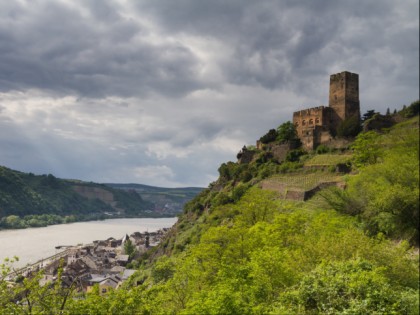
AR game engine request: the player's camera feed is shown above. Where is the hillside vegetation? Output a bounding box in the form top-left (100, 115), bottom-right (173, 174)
top-left (0, 168), bottom-right (182, 229)
top-left (106, 183), bottom-right (203, 215)
top-left (0, 102), bottom-right (419, 314)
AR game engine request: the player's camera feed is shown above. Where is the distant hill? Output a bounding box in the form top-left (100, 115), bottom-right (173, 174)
top-left (105, 183), bottom-right (203, 215)
top-left (0, 167), bottom-right (203, 229)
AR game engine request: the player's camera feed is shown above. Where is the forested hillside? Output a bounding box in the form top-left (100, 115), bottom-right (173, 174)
top-left (106, 183), bottom-right (203, 215)
top-left (1, 102), bottom-right (419, 314)
top-left (0, 168), bottom-right (157, 228)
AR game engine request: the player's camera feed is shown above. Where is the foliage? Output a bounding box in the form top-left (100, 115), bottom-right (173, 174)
top-left (362, 109), bottom-right (377, 121)
top-left (135, 188), bottom-right (418, 314)
top-left (337, 115), bottom-right (362, 138)
top-left (258, 122), bottom-right (300, 145)
top-left (276, 121), bottom-right (300, 144)
top-left (399, 99), bottom-right (420, 118)
top-left (1, 259), bottom-right (79, 314)
top-left (315, 144), bottom-right (330, 154)
top-left (259, 128), bottom-right (278, 144)
top-left (351, 131), bottom-right (382, 168)
top-left (285, 148), bottom-right (306, 162)
top-left (277, 259), bottom-right (419, 314)
top-left (0, 214), bottom-right (76, 229)
top-left (0, 166), bottom-right (158, 229)
top-left (324, 120), bottom-right (419, 244)
top-left (124, 238), bottom-right (137, 259)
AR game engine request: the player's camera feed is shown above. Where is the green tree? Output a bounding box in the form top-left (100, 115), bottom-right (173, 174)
top-left (124, 238), bottom-right (136, 259)
top-left (259, 129), bottom-right (278, 144)
top-left (276, 121), bottom-right (299, 144)
top-left (351, 130), bottom-right (382, 168)
top-left (337, 115), bottom-right (362, 138)
top-left (362, 109), bottom-right (376, 121)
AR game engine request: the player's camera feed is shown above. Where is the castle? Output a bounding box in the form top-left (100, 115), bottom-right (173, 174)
top-left (293, 71), bottom-right (360, 150)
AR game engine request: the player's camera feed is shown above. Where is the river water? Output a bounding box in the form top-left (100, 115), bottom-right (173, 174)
top-left (0, 217), bottom-right (177, 268)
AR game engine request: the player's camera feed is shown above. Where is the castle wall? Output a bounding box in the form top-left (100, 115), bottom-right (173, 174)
top-left (293, 106), bottom-right (329, 137)
top-left (293, 106), bottom-right (332, 150)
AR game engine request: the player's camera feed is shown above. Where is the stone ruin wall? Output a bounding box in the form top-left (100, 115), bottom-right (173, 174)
top-left (292, 106), bottom-right (331, 137)
top-left (292, 106), bottom-right (333, 150)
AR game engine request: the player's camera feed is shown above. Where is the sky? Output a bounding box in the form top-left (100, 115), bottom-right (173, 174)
top-left (0, 0), bottom-right (418, 188)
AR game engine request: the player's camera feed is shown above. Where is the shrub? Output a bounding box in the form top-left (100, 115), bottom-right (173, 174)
top-left (276, 121), bottom-right (299, 143)
top-left (315, 144), bottom-right (329, 154)
top-left (337, 115), bottom-right (362, 138)
top-left (259, 129), bottom-right (278, 144)
top-left (286, 149), bottom-right (306, 162)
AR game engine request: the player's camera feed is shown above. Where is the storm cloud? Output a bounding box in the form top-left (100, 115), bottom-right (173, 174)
top-left (0, 0), bottom-right (418, 187)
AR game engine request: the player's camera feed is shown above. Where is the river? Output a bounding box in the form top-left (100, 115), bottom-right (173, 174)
top-left (0, 217), bottom-right (177, 268)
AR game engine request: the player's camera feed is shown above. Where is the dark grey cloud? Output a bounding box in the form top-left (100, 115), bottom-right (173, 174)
top-left (0, 0), bottom-right (205, 98)
top-left (136, 0), bottom-right (419, 104)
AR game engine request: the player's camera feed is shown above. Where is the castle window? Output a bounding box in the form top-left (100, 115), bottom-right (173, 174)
top-left (315, 118), bottom-right (320, 124)
top-left (302, 120), bottom-right (306, 126)
top-left (309, 119), bottom-right (314, 125)
top-left (295, 122), bottom-right (299, 127)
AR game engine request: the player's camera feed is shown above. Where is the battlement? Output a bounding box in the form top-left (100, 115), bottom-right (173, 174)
top-left (330, 71), bottom-right (358, 82)
top-left (293, 106), bottom-right (327, 118)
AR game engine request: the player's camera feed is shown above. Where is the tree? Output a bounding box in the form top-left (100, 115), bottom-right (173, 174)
top-left (337, 115), bottom-right (362, 138)
top-left (124, 238), bottom-right (136, 259)
top-left (276, 121), bottom-right (299, 143)
top-left (351, 131), bottom-right (382, 168)
top-left (362, 109), bottom-right (376, 121)
top-left (400, 99), bottom-right (420, 118)
top-left (259, 129), bottom-right (278, 144)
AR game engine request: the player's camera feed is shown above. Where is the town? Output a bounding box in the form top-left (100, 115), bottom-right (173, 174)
top-left (10, 229), bottom-right (170, 295)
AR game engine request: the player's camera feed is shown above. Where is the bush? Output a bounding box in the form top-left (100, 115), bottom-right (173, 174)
top-left (259, 129), bottom-right (278, 144)
top-left (400, 100), bottom-right (420, 118)
top-left (213, 192), bottom-right (233, 206)
top-left (315, 144), bottom-right (329, 154)
top-left (337, 115), bottom-right (362, 138)
top-left (276, 121), bottom-right (299, 143)
top-left (286, 149), bottom-right (306, 162)
top-left (278, 259), bottom-right (418, 314)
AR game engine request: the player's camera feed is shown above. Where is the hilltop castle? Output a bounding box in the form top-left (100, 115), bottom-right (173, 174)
top-left (293, 71), bottom-right (360, 150)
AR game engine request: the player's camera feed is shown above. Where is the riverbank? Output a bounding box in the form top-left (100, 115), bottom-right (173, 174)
top-left (0, 212), bottom-right (177, 230)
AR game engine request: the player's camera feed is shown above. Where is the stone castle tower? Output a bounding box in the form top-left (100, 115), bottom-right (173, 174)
top-left (293, 71), bottom-right (360, 150)
top-left (329, 71), bottom-right (360, 127)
